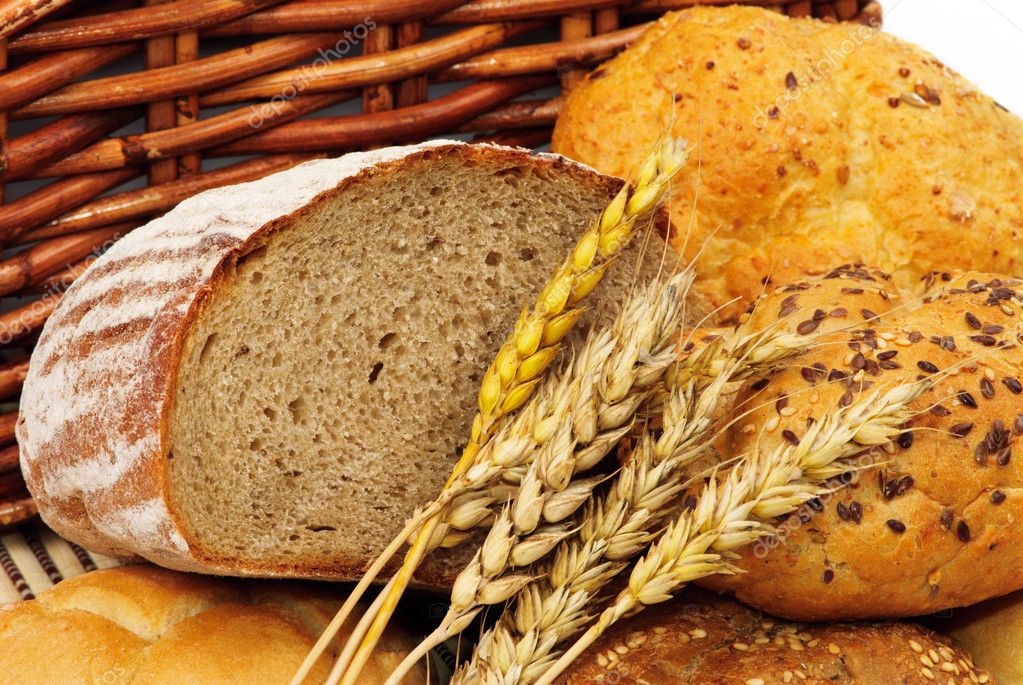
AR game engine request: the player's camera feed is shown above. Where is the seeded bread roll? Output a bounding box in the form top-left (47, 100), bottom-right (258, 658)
top-left (555, 588), bottom-right (991, 685)
top-left (552, 6), bottom-right (1023, 319)
top-left (940, 588), bottom-right (1023, 684)
top-left (17, 141), bottom-right (667, 585)
top-left (699, 266), bottom-right (1023, 619)
top-left (0, 564), bottom-right (425, 684)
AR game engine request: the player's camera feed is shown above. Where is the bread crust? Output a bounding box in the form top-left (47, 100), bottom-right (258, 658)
top-left (0, 564), bottom-right (426, 684)
top-left (941, 588), bottom-right (1023, 683)
top-left (699, 267), bottom-right (1023, 619)
top-left (552, 6), bottom-right (1023, 319)
top-left (16, 141), bottom-right (643, 584)
top-left (556, 588), bottom-right (991, 685)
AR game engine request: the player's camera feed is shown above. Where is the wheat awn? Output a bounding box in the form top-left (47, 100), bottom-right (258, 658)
top-left (531, 379), bottom-right (930, 685)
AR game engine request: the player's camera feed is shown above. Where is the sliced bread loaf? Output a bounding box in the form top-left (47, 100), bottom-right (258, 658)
top-left (18, 141), bottom-right (669, 586)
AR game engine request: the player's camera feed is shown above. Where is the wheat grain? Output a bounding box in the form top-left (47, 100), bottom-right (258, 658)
top-left (292, 366), bottom-right (581, 685)
top-left (444, 322), bottom-right (811, 685)
top-left (295, 138), bottom-right (690, 685)
top-left (531, 379), bottom-right (929, 685)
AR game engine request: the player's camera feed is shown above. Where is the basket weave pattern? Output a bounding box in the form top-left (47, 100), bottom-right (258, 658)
top-left (0, 0), bottom-right (879, 529)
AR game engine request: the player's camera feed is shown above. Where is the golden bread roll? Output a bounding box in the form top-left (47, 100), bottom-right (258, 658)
top-left (555, 588), bottom-right (991, 684)
top-left (941, 589), bottom-right (1023, 684)
top-left (552, 6), bottom-right (1023, 318)
top-left (698, 266), bottom-right (1023, 619)
top-left (0, 565), bottom-right (426, 684)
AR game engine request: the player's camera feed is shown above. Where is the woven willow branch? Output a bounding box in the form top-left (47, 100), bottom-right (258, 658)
top-left (305, 138), bottom-right (691, 685)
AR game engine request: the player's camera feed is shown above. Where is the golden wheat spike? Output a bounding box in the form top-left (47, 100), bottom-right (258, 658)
top-left (530, 379), bottom-right (929, 685)
top-left (449, 323), bottom-right (812, 685)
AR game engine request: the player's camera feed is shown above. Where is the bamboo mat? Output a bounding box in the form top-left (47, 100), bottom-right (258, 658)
top-left (0, 522), bottom-right (120, 604)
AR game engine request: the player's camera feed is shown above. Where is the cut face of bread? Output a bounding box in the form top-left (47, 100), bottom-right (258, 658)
top-left (19, 142), bottom-right (668, 583)
top-left (169, 148), bottom-right (643, 574)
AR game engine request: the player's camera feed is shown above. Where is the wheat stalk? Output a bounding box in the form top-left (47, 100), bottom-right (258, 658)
top-left (318, 338), bottom-right (601, 685)
top-left (303, 138), bottom-right (691, 685)
top-left (289, 374), bottom-right (572, 685)
top-left (447, 324), bottom-right (810, 685)
top-left (529, 378), bottom-right (929, 685)
top-left (322, 285), bottom-right (672, 685)
top-left (382, 271), bottom-right (698, 684)
top-left (438, 267), bottom-right (693, 545)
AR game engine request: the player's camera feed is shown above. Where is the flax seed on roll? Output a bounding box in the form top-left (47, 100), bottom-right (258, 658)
top-left (699, 267), bottom-right (1023, 620)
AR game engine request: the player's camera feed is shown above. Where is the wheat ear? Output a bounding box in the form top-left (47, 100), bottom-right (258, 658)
top-left (325, 292), bottom-right (663, 685)
top-left (437, 268), bottom-right (693, 546)
top-left (307, 138), bottom-right (690, 685)
top-left (383, 271), bottom-right (695, 684)
top-left (449, 323), bottom-right (810, 685)
top-left (333, 269), bottom-right (684, 685)
top-left (293, 365), bottom-right (587, 685)
top-left (531, 378), bottom-right (929, 685)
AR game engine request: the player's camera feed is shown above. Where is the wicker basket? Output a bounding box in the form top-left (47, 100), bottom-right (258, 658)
top-left (0, 0), bottom-right (880, 530)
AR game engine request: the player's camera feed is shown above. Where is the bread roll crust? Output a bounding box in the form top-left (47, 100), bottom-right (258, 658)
top-left (0, 565), bottom-right (425, 685)
top-left (556, 588), bottom-right (990, 685)
top-left (553, 6), bottom-right (1023, 317)
top-left (16, 142), bottom-right (645, 584)
top-left (700, 267), bottom-right (1023, 619)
